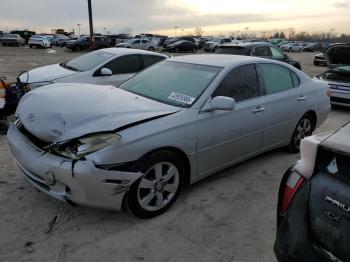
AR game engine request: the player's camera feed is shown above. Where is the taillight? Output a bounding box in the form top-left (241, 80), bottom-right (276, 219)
top-left (0, 81), bottom-right (6, 99)
top-left (279, 172), bottom-right (305, 214)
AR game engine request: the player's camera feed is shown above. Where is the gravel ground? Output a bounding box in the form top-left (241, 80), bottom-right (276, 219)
top-left (0, 46), bottom-right (349, 262)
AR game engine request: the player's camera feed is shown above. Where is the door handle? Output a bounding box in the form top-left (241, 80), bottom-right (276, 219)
top-left (298, 96), bottom-right (307, 101)
top-left (253, 106), bottom-right (265, 113)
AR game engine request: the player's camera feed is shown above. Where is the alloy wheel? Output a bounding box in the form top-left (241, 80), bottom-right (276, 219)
top-left (293, 118), bottom-right (312, 149)
top-left (137, 162), bottom-right (179, 212)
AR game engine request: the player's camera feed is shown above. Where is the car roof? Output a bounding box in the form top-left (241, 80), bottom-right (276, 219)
top-left (322, 122), bottom-right (350, 154)
top-left (100, 47), bottom-right (168, 57)
top-left (168, 54), bottom-right (268, 67)
top-left (220, 42), bottom-right (273, 48)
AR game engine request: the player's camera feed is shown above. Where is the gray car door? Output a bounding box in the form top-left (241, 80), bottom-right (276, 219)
top-left (196, 64), bottom-right (266, 176)
top-left (93, 55), bottom-right (142, 86)
top-left (257, 63), bottom-right (308, 150)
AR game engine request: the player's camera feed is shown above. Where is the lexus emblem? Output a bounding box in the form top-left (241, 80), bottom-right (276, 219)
top-left (27, 114), bottom-right (36, 122)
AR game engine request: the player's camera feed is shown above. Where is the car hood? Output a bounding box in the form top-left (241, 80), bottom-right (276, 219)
top-left (323, 43), bottom-right (350, 68)
top-left (19, 63), bottom-right (80, 83)
top-left (205, 41), bottom-right (219, 45)
top-left (16, 83), bottom-right (181, 142)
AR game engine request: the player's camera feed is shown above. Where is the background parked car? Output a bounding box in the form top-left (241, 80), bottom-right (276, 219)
top-left (203, 38), bottom-right (232, 52)
top-left (0, 34), bottom-right (25, 46)
top-left (104, 34), bottom-right (131, 46)
top-left (313, 53), bottom-right (327, 66)
top-left (280, 42), bottom-right (306, 52)
top-left (315, 43), bottom-right (350, 107)
top-left (9, 30), bottom-right (35, 44)
top-left (162, 36), bottom-right (196, 47)
top-left (18, 48), bottom-right (168, 88)
top-left (28, 35), bottom-right (51, 48)
top-left (303, 43), bottom-right (324, 52)
top-left (115, 38), bottom-right (157, 51)
top-left (66, 35), bottom-right (110, 51)
top-left (274, 122), bottom-right (350, 262)
top-left (52, 34), bottom-right (70, 47)
top-left (163, 40), bottom-right (198, 53)
top-left (217, 42), bottom-right (302, 70)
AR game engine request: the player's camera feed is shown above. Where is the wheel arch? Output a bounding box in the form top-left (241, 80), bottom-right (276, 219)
top-left (304, 110), bottom-right (317, 130)
top-left (140, 146), bottom-right (192, 187)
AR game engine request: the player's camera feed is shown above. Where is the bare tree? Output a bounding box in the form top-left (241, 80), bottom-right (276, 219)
top-left (194, 27), bottom-right (204, 37)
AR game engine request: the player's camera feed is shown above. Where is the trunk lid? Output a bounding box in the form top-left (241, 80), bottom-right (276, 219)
top-left (308, 122), bottom-right (350, 261)
top-left (323, 43), bottom-right (350, 69)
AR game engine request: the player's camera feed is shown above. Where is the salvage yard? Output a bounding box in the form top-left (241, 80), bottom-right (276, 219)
top-left (0, 46), bottom-right (350, 262)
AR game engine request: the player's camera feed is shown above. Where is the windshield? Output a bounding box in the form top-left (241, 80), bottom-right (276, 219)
top-left (120, 61), bottom-right (222, 108)
top-left (62, 51), bottom-right (114, 71)
top-left (127, 39), bottom-right (137, 44)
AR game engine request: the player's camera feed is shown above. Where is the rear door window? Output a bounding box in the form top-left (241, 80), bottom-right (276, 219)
top-left (102, 55), bottom-right (141, 75)
top-left (141, 55), bottom-right (165, 68)
top-left (258, 64), bottom-right (294, 94)
top-left (212, 64), bottom-right (259, 102)
top-left (252, 46), bottom-right (272, 57)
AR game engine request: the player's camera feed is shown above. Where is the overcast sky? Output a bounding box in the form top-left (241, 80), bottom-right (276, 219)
top-left (0, 0), bottom-right (349, 36)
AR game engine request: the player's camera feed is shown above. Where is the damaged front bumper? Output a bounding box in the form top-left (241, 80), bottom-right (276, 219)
top-left (7, 124), bottom-right (143, 210)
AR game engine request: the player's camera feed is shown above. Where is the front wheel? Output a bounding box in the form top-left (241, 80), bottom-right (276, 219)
top-left (127, 151), bottom-right (185, 218)
top-left (288, 114), bottom-right (314, 153)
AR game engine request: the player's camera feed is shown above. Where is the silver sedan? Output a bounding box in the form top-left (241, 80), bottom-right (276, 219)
top-left (7, 55), bottom-right (330, 218)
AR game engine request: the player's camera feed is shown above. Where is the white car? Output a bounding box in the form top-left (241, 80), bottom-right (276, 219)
top-left (280, 43), bottom-right (305, 53)
top-left (115, 38), bottom-right (157, 51)
top-left (28, 35), bottom-right (51, 48)
top-left (18, 48), bottom-right (168, 89)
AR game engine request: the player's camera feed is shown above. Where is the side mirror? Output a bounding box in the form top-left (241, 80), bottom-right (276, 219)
top-left (100, 68), bottom-right (112, 76)
top-left (203, 96), bottom-right (236, 112)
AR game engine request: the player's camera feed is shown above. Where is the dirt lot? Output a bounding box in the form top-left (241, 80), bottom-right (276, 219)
top-left (0, 46), bottom-right (349, 262)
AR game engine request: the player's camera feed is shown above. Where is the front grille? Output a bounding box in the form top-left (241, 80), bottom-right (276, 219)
top-left (330, 97), bottom-right (350, 104)
top-left (17, 122), bottom-right (51, 149)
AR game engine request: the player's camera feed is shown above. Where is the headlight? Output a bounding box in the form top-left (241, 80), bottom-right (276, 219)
top-left (52, 133), bottom-right (121, 159)
top-left (27, 81), bottom-right (53, 90)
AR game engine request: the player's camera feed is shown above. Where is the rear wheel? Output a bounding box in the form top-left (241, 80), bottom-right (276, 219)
top-left (288, 114), bottom-right (314, 153)
top-left (29, 44), bottom-right (32, 48)
top-left (127, 151), bottom-right (184, 218)
top-left (192, 47), bottom-right (197, 53)
top-left (148, 46), bottom-right (155, 51)
top-left (175, 47), bottom-right (180, 53)
top-left (213, 46), bottom-right (218, 53)
top-left (289, 47), bottom-right (292, 52)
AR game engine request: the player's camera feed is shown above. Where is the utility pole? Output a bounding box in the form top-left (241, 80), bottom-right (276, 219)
top-left (87, 0), bottom-right (94, 48)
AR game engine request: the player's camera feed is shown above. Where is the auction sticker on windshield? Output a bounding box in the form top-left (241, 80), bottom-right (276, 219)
top-left (168, 93), bottom-right (195, 105)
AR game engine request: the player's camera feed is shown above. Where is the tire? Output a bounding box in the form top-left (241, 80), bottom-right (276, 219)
top-left (288, 114), bottom-right (314, 153)
top-left (75, 45), bottom-right (82, 52)
top-left (288, 48), bottom-right (292, 53)
top-left (175, 47), bottom-right (180, 53)
top-left (314, 61), bottom-right (318, 66)
top-left (213, 46), bottom-right (218, 53)
top-left (29, 44), bottom-right (32, 48)
top-left (192, 48), bottom-right (197, 53)
top-left (127, 150), bottom-right (185, 218)
top-left (299, 48), bottom-right (302, 52)
top-left (148, 46), bottom-right (155, 51)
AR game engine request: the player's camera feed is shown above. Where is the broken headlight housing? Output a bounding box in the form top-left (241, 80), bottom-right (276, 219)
top-left (51, 133), bottom-right (121, 159)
